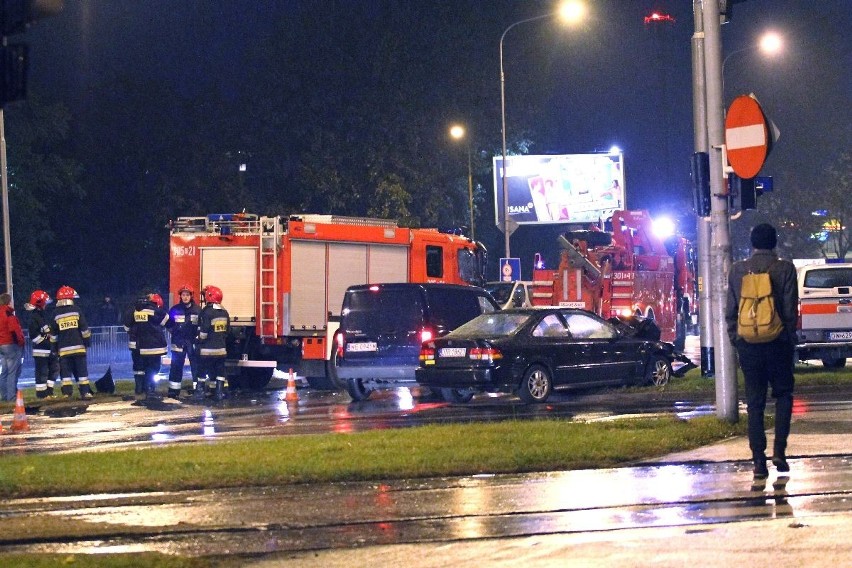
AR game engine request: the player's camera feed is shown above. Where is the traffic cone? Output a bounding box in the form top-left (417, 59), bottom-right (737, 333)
top-left (284, 368), bottom-right (299, 402)
top-left (10, 390), bottom-right (30, 433)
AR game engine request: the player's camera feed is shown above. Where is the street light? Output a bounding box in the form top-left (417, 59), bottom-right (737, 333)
top-left (449, 124), bottom-right (475, 241)
top-left (499, 1), bottom-right (586, 259)
top-left (722, 31), bottom-right (783, 96)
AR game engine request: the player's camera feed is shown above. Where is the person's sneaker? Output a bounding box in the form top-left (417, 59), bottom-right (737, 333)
top-left (772, 454), bottom-right (790, 472)
top-left (753, 456), bottom-right (769, 479)
top-left (81, 392), bottom-right (94, 400)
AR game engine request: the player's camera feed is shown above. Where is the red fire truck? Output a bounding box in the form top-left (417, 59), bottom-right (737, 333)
top-left (169, 213), bottom-right (487, 389)
top-left (530, 210), bottom-right (697, 347)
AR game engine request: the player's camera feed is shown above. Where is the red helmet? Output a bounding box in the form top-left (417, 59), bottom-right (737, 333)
top-left (203, 285), bottom-right (223, 304)
top-left (29, 290), bottom-right (51, 309)
top-left (178, 284), bottom-right (194, 296)
top-left (56, 285), bottom-right (77, 301)
top-left (148, 293), bottom-right (164, 309)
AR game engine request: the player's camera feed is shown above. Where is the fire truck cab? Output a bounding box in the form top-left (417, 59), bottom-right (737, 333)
top-left (169, 213), bottom-right (487, 389)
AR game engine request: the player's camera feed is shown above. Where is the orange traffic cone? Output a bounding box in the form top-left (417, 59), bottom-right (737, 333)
top-left (284, 368), bottom-right (299, 402)
top-left (10, 390), bottom-right (30, 433)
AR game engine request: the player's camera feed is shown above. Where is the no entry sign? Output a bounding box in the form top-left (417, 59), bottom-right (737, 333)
top-left (725, 95), bottom-right (769, 179)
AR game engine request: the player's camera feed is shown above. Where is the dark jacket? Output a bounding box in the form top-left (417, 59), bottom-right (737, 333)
top-left (725, 249), bottom-right (798, 344)
top-left (28, 308), bottom-right (53, 357)
top-left (197, 303), bottom-right (229, 358)
top-left (167, 300), bottom-right (201, 349)
top-left (129, 299), bottom-right (169, 357)
top-left (122, 304), bottom-right (138, 350)
top-left (49, 300), bottom-right (91, 357)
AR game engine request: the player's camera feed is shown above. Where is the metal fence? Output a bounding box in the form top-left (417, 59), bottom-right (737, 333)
top-left (21, 326), bottom-right (130, 368)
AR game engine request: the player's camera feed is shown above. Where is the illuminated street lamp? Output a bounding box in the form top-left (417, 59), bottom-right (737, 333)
top-left (722, 31), bottom-right (784, 95)
top-left (499, 1), bottom-right (586, 258)
top-left (449, 124), bottom-right (475, 240)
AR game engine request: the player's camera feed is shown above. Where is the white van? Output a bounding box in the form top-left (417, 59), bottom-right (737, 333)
top-left (796, 262), bottom-right (852, 368)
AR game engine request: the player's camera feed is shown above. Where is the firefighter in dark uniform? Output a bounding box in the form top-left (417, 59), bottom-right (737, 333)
top-left (197, 285), bottom-right (230, 400)
top-left (167, 284), bottom-right (201, 397)
top-left (49, 285), bottom-right (93, 399)
top-left (129, 293), bottom-right (170, 399)
top-left (25, 290), bottom-right (60, 398)
top-left (122, 298), bottom-right (145, 398)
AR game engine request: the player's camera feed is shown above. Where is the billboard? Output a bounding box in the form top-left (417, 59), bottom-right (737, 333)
top-left (493, 152), bottom-right (625, 226)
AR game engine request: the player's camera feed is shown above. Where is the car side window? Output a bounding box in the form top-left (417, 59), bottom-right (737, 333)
top-left (477, 296), bottom-right (498, 313)
top-left (565, 313), bottom-right (615, 339)
top-left (532, 314), bottom-right (569, 338)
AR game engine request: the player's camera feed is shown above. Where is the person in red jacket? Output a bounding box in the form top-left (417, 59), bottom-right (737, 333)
top-left (0, 292), bottom-right (25, 401)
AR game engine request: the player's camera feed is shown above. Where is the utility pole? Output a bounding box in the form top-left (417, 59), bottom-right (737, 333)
top-left (691, 1), bottom-right (714, 379)
top-left (701, 0), bottom-right (738, 422)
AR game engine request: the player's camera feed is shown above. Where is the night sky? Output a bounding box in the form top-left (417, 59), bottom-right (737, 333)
top-left (21, 0), bottom-right (852, 278)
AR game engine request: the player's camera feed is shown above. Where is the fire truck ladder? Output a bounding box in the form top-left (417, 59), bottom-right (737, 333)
top-left (259, 216), bottom-right (280, 338)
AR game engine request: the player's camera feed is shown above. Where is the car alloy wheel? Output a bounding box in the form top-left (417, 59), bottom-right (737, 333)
top-left (646, 355), bottom-right (672, 387)
top-left (518, 364), bottom-right (552, 403)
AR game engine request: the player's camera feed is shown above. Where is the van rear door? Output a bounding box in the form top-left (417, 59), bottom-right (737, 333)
top-left (799, 265), bottom-right (852, 342)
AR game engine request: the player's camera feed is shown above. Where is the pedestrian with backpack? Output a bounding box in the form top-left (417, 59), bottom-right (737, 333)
top-left (725, 223), bottom-right (798, 480)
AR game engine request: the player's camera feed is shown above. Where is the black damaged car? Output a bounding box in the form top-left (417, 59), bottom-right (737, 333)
top-left (416, 307), bottom-right (678, 403)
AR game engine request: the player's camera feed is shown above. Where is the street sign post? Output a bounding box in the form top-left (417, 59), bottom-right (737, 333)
top-left (725, 94), bottom-right (769, 179)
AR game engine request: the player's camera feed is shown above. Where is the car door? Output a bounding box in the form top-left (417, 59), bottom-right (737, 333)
top-left (528, 313), bottom-right (589, 385)
top-left (563, 311), bottom-right (641, 385)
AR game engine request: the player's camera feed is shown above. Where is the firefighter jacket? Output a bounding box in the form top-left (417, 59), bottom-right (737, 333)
top-left (167, 300), bottom-right (200, 351)
top-left (197, 303), bottom-right (229, 358)
top-left (122, 304), bottom-right (138, 350)
top-left (28, 308), bottom-right (54, 357)
top-left (129, 299), bottom-right (169, 357)
top-left (49, 300), bottom-right (91, 358)
top-left (0, 304), bottom-right (24, 347)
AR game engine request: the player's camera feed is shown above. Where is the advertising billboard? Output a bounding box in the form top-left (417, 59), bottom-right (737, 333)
top-left (493, 152), bottom-right (625, 226)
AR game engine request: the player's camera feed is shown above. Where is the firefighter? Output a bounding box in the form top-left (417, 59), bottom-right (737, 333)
top-left (123, 295), bottom-right (145, 398)
top-left (25, 290), bottom-right (60, 398)
top-left (128, 293), bottom-right (169, 399)
top-left (167, 284), bottom-right (201, 398)
top-left (197, 285), bottom-right (230, 400)
top-left (49, 285), bottom-right (93, 399)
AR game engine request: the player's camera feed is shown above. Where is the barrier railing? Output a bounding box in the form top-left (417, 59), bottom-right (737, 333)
top-left (21, 326), bottom-right (130, 368)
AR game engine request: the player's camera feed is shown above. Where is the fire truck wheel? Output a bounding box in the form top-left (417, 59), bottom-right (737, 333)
top-left (517, 364), bottom-right (552, 403)
top-left (439, 388), bottom-right (475, 404)
top-left (645, 355), bottom-right (672, 387)
top-left (820, 357), bottom-right (847, 370)
top-left (346, 378), bottom-right (373, 401)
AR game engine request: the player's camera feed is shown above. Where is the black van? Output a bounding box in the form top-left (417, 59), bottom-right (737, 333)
top-left (333, 283), bottom-right (499, 401)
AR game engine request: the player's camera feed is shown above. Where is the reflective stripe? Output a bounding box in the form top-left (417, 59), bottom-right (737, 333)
top-left (33, 335), bottom-right (47, 344)
top-left (139, 347), bottom-right (167, 356)
top-left (127, 341), bottom-right (137, 349)
top-left (78, 378), bottom-right (89, 385)
top-left (82, 329), bottom-right (92, 339)
top-left (200, 347), bottom-right (227, 357)
top-left (168, 381), bottom-right (182, 390)
top-left (171, 346), bottom-right (184, 353)
top-left (32, 348), bottom-right (52, 357)
top-left (35, 384), bottom-right (47, 391)
top-left (59, 345), bottom-right (86, 356)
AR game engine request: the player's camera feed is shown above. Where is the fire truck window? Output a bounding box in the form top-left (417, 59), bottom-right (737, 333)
top-left (458, 249), bottom-right (476, 283)
top-left (426, 246), bottom-right (444, 278)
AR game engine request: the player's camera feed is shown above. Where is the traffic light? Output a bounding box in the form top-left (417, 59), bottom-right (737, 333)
top-left (0, 0), bottom-right (62, 105)
top-left (691, 152), bottom-right (710, 217)
top-left (728, 174), bottom-right (756, 211)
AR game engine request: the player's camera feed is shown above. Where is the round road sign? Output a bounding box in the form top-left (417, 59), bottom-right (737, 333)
top-left (725, 95), bottom-right (769, 179)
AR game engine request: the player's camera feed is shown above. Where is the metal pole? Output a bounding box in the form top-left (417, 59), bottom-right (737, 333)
top-left (691, 1), bottom-right (714, 377)
top-left (0, 108), bottom-right (13, 303)
top-left (702, 0), bottom-right (738, 422)
top-left (467, 143), bottom-right (475, 241)
top-left (500, 14), bottom-right (552, 260)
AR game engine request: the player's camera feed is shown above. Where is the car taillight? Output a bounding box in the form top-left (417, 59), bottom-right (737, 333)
top-left (419, 345), bottom-right (435, 362)
top-left (797, 300), bottom-right (802, 330)
top-left (335, 332), bottom-right (345, 357)
top-left (420, 328), bottom-right (433, 343)
top-left (469, 347), bottom-right (503, 361)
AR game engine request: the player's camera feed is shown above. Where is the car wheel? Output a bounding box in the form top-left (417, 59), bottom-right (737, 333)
top-left (821, 357), bottom-right (847, 370)
top-left (346, 378), bottom-right (372, 401)
top-left (326, 340), bottom-right (346, 390)
top-left (645, 354), bottom-right (672, 387)
top-left (439, 387), bottom-right (475, 403)
top-left (517, 364), bottom-right (552, 403)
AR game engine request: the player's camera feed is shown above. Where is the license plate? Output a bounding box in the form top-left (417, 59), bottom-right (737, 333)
top-left (347, 342), bottom-right (377, 353)
top-left (439, 347), bottom-right (467, 358)
top-left (828, 331), bottom-right (852, 341)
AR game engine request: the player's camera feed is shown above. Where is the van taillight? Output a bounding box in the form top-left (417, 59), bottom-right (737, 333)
top-left (469, 347), bottom-right (503, 361)
top-left (420, 328), bottom-right (434, 343)
top-left (797, 301), bottom-right (802, 330)
top-left (336, 332), bottom-right (345, 357)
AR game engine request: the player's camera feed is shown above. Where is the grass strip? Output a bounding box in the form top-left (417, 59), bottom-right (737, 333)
top-left (0, 416), bottom-right (745, 499)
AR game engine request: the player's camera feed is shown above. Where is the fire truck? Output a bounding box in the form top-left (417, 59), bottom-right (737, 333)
top-left (169, 213), bottom-right (487, 389)
top-left (530, 210), bottom-right (697, 347)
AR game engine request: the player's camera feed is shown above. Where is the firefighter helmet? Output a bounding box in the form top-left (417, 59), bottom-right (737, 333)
top-left (148, 293), bottom-right (164, 309)
top-left (204, 285), bottom-right (223, 304)
top-left (29, 290), bottom-right (51, 309)
top-left (178, 284), bottom-right (194, 297)
top-left (56, 285), bottom-right (77, 300)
